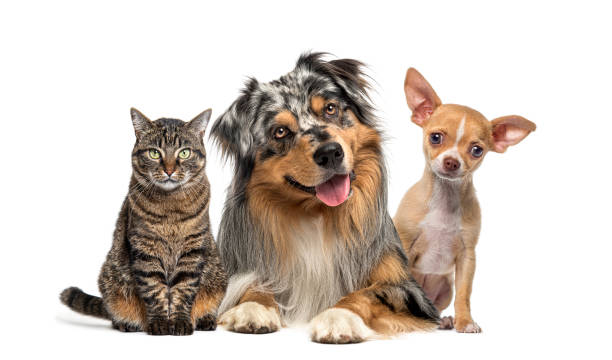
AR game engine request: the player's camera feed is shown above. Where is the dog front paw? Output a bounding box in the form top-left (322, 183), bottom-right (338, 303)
top-left (438, 316), bottom-right (454, 330)
top-left (218, 301), bottom-right (281, 334)
top-left (146, 317), bottom-right (170, 335)
top-left (309, 308), bottom-right (374, 344)
top-left (454, 317), bottom-right (481, 333)
top-left (169, 316), bottom-right (193, 336)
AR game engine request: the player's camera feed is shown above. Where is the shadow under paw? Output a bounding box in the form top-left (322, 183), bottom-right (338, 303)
top-left (196, 314), bottom-right (217, 331)
top-left (112, 321), bottom-right (141, 332)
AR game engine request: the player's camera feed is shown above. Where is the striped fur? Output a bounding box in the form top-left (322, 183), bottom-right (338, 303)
top-left (60, 109), bottom-right (227, 335)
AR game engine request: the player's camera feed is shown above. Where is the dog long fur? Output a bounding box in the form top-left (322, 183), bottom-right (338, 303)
top-left (211, 53), bottom-right (439, 342)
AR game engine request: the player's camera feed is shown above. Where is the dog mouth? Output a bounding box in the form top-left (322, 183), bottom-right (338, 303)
top-left (285, 171), bottom-right (356, 207)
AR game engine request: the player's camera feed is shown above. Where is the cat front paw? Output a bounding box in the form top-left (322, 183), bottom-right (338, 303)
top-left (146, 317), bottom-right (170, 335)
top-left (196, 313), bottom-right (217, 331)
top-left (169, 316), bottom-right (194, 336)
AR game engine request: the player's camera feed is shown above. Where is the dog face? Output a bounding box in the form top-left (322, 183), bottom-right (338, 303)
top-left (212, 53), bottom-right (378, 207)
top-left (403, 68), bottom-right (536, 181)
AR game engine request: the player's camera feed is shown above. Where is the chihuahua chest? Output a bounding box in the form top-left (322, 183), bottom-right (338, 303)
top-left (415, 181), bottom-right (462, 275)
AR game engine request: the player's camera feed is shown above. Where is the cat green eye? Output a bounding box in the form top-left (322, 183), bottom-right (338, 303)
top-left (178, 149), bottom-right (191, 159)
top-left (149, 149), bottom-right (161, 159)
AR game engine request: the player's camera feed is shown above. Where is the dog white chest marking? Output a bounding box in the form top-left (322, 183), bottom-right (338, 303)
top-left (279, 216), bottom-right (343, 324)
top-left (417, 180), bottom-right (462, 275)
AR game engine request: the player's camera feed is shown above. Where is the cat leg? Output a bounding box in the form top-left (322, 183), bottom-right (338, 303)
top-left (191, 288), bottom-right (225, 331)
top-left (105, 290), bottom-right (146, 332)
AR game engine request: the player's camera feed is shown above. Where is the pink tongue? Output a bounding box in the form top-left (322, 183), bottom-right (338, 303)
top-left (315, 174), bottom-right (351, 207)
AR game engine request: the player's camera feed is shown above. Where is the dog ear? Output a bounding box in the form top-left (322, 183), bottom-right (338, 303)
top-left (404, 68), bottom-right (442, 127)
top-left (490, 115), bottom-right (536, 153)
top-left (187, 108), bottom-right (212, 138)
top-left (325, 58), bottom-right (376, 127)
top-left (130, 107), bottom-right (154, 140)
top-left (209, 78), bottom-right (258, 161)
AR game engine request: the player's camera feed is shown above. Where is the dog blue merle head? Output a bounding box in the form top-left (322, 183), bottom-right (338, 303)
top-left (211, 53), bottom-right (380, 207)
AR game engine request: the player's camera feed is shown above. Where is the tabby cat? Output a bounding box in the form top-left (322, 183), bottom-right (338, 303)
top-left (60, 108), bottom-right (227, 335)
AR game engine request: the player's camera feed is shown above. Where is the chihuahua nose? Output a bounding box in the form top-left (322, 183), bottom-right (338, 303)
top-left (314, 142), bottom-right (344, 170)
top-left (443, 157), bottom-right (460, 171)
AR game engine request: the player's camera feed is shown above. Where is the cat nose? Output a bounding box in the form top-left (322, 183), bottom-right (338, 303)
top-left (164, 166), bottom-right (175, 176)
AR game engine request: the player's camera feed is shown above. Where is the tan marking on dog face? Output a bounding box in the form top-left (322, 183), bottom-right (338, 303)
top-left (310, 95), bottom-right (326, 114)
top-left (423, 104), bottom-right (492, 177)
top-left (274, 110), bottom-right (299, 132)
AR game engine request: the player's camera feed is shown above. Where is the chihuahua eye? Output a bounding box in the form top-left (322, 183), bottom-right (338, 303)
top-left (470, 145), bottom-right (484, 158)
top-left (429, 133), bottom-right (443, 145)
top-left (273, 126), bottom-right (290, 139)
top-left (324, 103), bottom-right (338, 117)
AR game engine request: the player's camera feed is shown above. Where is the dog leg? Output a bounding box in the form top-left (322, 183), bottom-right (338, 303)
top-left (310, 253), bottom-right (439, 343)
top-left (453, 247), bottom-right (481, 333)
top-left (218, 288), bottom-right (282, 334)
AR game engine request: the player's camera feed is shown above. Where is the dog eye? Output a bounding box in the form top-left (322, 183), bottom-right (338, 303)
top-left (324, 103), bottom-right (338, 117)
top-left (429, 133), bottom-right (443, 145)
top-left (273, 126), bottom-right (290, 139)
top-left (470, 145), bottom-right (483, 158)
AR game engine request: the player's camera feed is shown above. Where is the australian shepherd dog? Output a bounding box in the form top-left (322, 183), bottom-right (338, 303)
top-left (210, 53), bottom-right (439, 343)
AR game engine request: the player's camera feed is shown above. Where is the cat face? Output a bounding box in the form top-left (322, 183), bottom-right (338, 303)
top-left (130, 108), bottom-right (211, 192)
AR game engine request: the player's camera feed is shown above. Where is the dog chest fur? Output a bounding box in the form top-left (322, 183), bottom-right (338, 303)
top-left (276, 216), bottom-right (345, 323)
top-left (415, 179), bottom-right (462, 275)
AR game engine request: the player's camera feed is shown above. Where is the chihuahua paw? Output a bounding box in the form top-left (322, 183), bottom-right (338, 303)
top-left (218, 301), bottom-right (281, 334)
top-left (455, 318), bottom-right (481, 333)
top-left (310, 308), bottom-right (374, 344)
top-left (438, 316), bottom-right (454, 330)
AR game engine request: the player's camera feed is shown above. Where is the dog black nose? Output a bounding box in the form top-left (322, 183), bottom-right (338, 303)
top-left (314, 142), bottom-right (344, 169)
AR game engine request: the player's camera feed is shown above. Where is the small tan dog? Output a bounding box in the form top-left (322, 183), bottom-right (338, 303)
top-left (393, 68), bottom-right (535, 333)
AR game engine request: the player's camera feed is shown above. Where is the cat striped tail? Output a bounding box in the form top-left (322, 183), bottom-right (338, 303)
top-left (60, 287), bottom-right (110, 320)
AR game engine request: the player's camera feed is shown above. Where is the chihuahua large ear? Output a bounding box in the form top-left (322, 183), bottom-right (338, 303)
top-left (490, 115), bottom-right (536, 153)
top-left (130, 108), bottom-right (153, 140)
top-left (187, 108), bottom-right (212, 138)
top-left (404, 68), bottom-right (442, 127)
top-left (209, 78), bottom-right (258, 161)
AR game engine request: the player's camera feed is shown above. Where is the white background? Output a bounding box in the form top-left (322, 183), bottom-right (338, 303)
top-left (1, 0), bottom-right (610, 359)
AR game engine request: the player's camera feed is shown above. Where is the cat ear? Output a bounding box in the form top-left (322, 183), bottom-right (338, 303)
top-left (130, 108), bottom-right (153, 140)
top-left (187, 109), bottom-right (212, 137)
top-left (210, 77), bottom-right (258, 161)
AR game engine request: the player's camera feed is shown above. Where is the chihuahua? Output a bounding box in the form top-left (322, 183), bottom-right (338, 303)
top-left (393, 68), bottom-right (535, 333)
